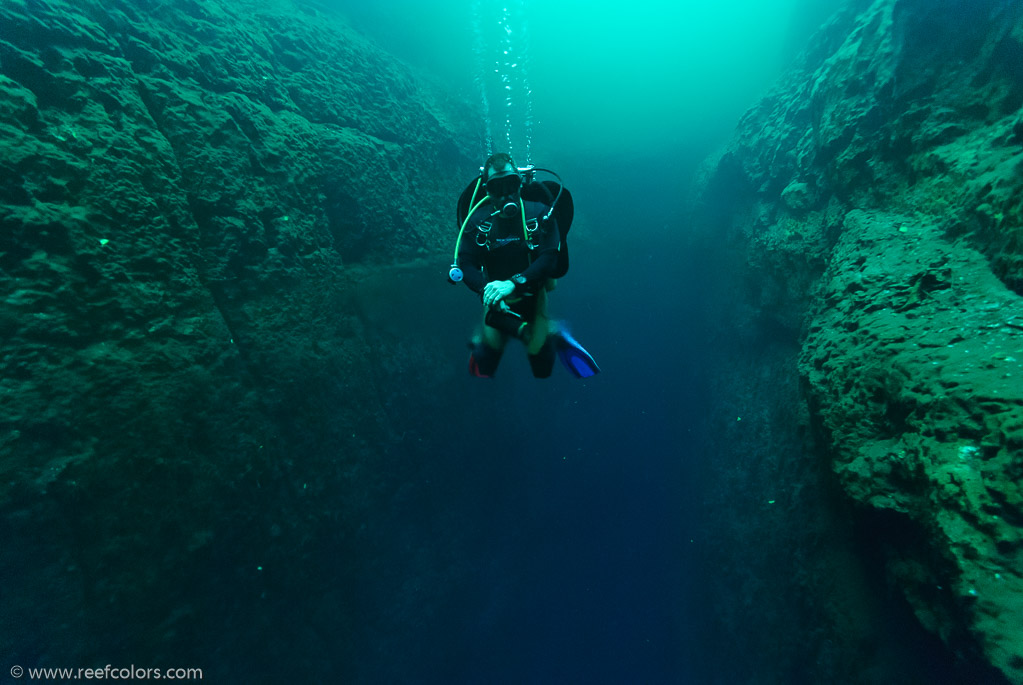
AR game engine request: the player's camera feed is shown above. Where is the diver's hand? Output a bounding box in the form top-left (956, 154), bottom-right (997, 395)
top-left (483, 280), bottom-right (515, 308)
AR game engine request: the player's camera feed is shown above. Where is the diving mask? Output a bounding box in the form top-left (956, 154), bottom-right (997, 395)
top-left (485, 172), bottom-right (521, 197)
top-left (486, 172), bottom-right (522, 218)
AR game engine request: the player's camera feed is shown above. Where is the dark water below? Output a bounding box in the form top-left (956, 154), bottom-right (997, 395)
top-left (341, 177), bottom-right (718, 683)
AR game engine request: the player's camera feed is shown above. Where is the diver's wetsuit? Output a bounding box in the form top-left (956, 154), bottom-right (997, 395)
top-left (457, 200), bottom-right (560, 377)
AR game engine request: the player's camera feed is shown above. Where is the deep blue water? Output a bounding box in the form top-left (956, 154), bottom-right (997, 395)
top-left (342, 157), bottom-right (720, 682)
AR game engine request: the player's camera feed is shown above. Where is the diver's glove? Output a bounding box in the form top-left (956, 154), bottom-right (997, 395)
top-left (483, 280), bottom-right (515, 308)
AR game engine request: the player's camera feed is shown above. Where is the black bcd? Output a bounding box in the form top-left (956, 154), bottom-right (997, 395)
top-left (455, 176), bottom-right (574, 279)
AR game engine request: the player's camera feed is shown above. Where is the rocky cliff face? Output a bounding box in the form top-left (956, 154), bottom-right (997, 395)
top-left (690, 0), bottom-right (1023, 682)
top-left (1, 0), bottom-right (477, 677)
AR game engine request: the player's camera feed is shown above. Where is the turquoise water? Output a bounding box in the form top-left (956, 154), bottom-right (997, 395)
top-left (336, 0), bottom-right (846, 162)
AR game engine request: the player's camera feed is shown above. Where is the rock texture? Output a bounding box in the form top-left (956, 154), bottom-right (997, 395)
top-left (1, 0), bottom-right (477, 678)
top-left (690, 0), bottom-right (1023, 681)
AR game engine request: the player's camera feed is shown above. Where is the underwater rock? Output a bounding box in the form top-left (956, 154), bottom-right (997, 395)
top-left (690, 0), bottom-right (1023, 682)
top-left (780, 180), bottom-right (814, 212)
top-left (0, 0), bottom-right (476, 676)
top-left (802, 209), bottom-right (1023, 682)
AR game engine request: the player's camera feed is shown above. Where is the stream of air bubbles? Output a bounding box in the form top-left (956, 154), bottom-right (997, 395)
top-left (473, 0), bottom-right (534, 165)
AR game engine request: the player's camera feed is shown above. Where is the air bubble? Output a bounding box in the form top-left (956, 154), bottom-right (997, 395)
top-left (472, 0), bottom-right (534, 164)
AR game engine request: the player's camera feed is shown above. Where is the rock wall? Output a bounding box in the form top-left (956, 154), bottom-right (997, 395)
top-left (689, 0), bottom-right (1023, 682)
top-left (1, 0), bottom-right (477, 677)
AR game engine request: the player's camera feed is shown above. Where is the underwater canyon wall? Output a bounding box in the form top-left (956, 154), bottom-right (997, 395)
top-left (1, 0), bottom-right (477, 677)
top-left (689, 0), bottom-right (1023, 682)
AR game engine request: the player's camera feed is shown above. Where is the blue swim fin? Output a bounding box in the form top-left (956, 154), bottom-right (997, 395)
top-left (553, 330), bottom-right (600, 378)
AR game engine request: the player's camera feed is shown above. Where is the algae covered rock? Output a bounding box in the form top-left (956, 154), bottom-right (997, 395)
top-left (780, 180), bottom-right (815, 212)
top-left (689, 0), bottom-right (1023, 681)
top-left (801, 209), bottom-right (1023, 682)
top-left (0, 0), bottom-right (477, 676)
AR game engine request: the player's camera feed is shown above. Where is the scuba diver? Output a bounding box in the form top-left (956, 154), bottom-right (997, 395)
top-left (449, 152), bottom-right (600, 379)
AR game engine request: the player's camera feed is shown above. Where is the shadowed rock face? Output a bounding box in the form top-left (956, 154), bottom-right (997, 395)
top-left (691, 0), bottom-right (1023, 681)
top-left (0, 0), bottom-right (476, 678)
